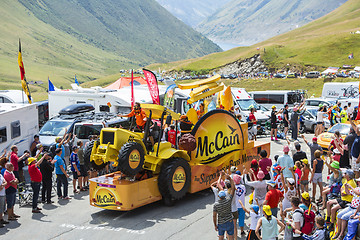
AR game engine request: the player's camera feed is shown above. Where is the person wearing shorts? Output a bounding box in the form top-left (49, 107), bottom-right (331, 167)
top-left (310, 150), bottom-right (323, 202)
top-left (0, 172), bottom-right (8, 226)
top-left (70, 146), bottom-right (82, 194)
top-left (270, 106), bottom-right (283, 141)
top-left (77, 140), bottom-right (88, 190)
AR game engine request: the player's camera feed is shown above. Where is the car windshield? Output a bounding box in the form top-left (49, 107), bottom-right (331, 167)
top-left (236, 99), bottom-right (268, 111)
top-left (307, 109), bottom-right (317, 117)
top-left (39, 120), bottom-right (72, 136)
top-left (74, 124), bottom-right (102, 140)
top-left (328, 124), bottom-right (351, 135)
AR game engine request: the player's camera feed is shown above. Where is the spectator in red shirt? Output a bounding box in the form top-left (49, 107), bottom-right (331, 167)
top-left (259, 150), bottom-right (272, 180)
top-left (28, 155), bottom-right (47, 213)
top-left (10, 145), bottom-right (29, 181)
top-left (4, 163), bottom-right (19, 220)
top-left (248, 108), bottom-right (257, 140)
top-left (263, 181), bottom-right (284, 217)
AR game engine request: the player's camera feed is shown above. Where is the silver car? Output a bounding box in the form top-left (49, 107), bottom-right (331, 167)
top-left (302, 108), bottom-right (330, 133)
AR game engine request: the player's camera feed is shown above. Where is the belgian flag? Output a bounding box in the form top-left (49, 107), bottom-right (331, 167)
top-left (18, 39), bottom-right (32, 103)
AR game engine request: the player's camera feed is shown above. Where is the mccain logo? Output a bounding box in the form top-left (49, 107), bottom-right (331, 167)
top-left (196, 125), bottom-right (241, 164)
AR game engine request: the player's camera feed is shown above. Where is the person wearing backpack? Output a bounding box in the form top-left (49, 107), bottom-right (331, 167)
top-left (293, 216), bottom-right (329, 240)
top-left (285, 196), bottom-right (304, 240)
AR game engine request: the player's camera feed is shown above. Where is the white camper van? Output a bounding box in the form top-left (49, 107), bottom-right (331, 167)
top-left (322, 82), bottom-right (359, 99)
top-left (0, 90), bottom-right (29, 103)
top-left (0, 103), bottom-right (39, 154)
top-left (250, 90), bottom-right (299, 109)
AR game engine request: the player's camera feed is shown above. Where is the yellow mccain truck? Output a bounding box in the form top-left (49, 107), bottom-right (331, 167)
top-left (86, 104), bottom-right (270, 211)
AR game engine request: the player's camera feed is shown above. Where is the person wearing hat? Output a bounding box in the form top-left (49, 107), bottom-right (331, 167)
top-left (118, 102), bottom-right (147, 131)
top-left (179, 115), bottom-right (193, 137)
top-left (255, 205), bottom-right (285, 240)
top-left (249, 159), bottom-right (260, 181)
top-left (28, 154), bottom-right (47, 213)
top-left (301, 134), bottom-right (323, 168)
top-left (332, 177), bottom-right (360, 240)
top-left (210, 175), bottom-right (226, 203)
top-left (277, 145), bottom-right (294, 180)
top-left (331, 105), bottom-right (341, 126)
top-left (263, 181), bottom-right (284, 217)
top-left (245, 170), bottom-right (267, 205)
top-left (299, 192), bottom-right (312, 211)
top-left (281, 173), bottom-right (297, 216)
top-left (213, 171), bottom-right (236, 240)
top-left (300, 159), bottom-right (310, 193)
top-left (340, 105), bottom-right (349, 123)
top-left (270, 105), bottom-right (283, 141)
top-left (320, 154), bottom-right (342, 209)
top-left (237, 199), bottom-right (261, 240)
top-left (349, 118), bottom-right (360, 179)
top-left (351, 105), bottom-right (358, 120)
top-left (326, 169), bottom-right (357, 231)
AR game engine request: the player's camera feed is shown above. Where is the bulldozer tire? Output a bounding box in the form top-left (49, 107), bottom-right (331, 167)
top-left (117, 142), bottom-right (145, 177)
top-left (158, 158), bottom-right (191, 202)
top-left (84, 140), bottom-right (106, 170)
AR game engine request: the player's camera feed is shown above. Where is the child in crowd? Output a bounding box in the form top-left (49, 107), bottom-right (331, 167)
top-left (280, 171), bottom-right (296, 221)
top-left (293, 216), bottom-right (328, 240)
top-left (273, 166), bottom-right (284, 193)
top-left (300, 159), bottom-right (310, 194)
top-left (233, 173), bottom-right (246, 236)
top-left (294, 161), bottom-right (302, 196)
top-left (70, 146), bottom-right (82, 194)
top-left (238, 198), bottom-right (261, 240)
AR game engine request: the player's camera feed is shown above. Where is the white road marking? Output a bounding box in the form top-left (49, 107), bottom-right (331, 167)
top-left (59, 223), bottom-right (145, 235)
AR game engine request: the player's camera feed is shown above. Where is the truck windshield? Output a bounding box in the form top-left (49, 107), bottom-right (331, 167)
top-left (74, 125), bottom-right (102, 140)
top-left (236, 99), bottom-right (268, 111)
top-left (39, 120), bottom-right (72, 136)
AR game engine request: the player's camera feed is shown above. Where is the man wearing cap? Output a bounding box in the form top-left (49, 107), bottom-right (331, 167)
top-left (301, 135), bottom-right (323, 168)
top-left (352, 106), bottom-right (358, 120)
top-left (277, 145), bottom-right (294, 180)
top-left (256, 205), bottom-right (285, 240)
top-left (331, 105), bottom-right (341, 126)
top-left (263, 181), bottom-right (283, 217)
top-left (349, 118), bottom-right (360, 178)
top-left (28, 154), bottom-right (47, 213)
top-left (213, 171), bottom-right (236, 240)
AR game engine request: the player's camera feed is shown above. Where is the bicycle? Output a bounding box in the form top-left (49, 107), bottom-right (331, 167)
top-left (342, 85), bottom-right (359, 98)
top-left (291, 89), bottom-right (308, 103)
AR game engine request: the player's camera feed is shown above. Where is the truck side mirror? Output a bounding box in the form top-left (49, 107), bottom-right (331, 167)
top-left (165, 115), bottom-right (172, 125)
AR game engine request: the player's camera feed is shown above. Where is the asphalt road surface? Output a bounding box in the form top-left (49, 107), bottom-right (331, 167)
top-left (0, 134), bottom-right (327, 240)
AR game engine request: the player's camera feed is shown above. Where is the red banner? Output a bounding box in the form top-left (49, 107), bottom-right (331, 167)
top-left (143, 68), bottom-right (160, 105)
top-left (131, 70), bottom-right (135, 108)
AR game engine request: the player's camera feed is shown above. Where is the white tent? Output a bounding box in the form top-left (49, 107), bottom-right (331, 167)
top-left (354, 66), bottom-right (360, 72)
top-left (322, 68), bottom-right (338, 74)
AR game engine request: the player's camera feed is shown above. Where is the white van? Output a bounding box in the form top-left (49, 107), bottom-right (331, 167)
top-left (0, 103), bottom-right (39, 154)
top-left (250, 90), bottom-right (299, 109)
top-left (231, 88), bottom-right (270, 123)
top-left (322, 82), bottom-right (359, 99)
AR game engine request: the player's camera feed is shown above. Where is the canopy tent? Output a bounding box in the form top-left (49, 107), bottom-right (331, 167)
top-left (105, 77), bottom-right (147, 89)
top-left (322, 67), bottom-right (339, 74)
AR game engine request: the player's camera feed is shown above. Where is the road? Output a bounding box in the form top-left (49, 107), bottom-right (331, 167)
top-left (0, 134), bottom-right (326, 240)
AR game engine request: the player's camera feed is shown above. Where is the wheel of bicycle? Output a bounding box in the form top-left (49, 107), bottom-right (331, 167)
top-left (353, 87), bottom-right (359, 98)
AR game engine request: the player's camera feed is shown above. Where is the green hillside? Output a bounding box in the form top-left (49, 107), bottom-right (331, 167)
top-left (0, 0), bottom-right (220, 101)
top-left (196, 0), bottom-right (346, 46)
top-left (149, 0), bottom-right (360, 73)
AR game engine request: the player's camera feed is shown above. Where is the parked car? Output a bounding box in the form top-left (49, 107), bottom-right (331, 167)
top-left (274, 73), bottom-right (286, 78)
top-left (287, 73), bottom-right (296, 78)
top-left (336, 72), bottom-right (349, 78)
top-left (306, 71), bottom-right (320, 78)
top-left (305, 98), bottom-right (336, 107)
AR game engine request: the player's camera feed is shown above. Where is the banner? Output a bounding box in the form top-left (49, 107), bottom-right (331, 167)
top-left (18, 39), bottom-right (32, 103)
top-left (164, 84), bottom-right (176, 110)
top-left (131, 70), bottom-right (135, 108)
top-left (143, 68), bottom-right (160, 105)
top-left (357, 80), bottom-right (360, 120)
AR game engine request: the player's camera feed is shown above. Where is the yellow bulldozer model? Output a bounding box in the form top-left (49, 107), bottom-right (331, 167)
top-left (87, 104), bottom-right (270, 211)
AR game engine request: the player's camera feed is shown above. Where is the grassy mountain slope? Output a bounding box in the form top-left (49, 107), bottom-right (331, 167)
top-left (196, 0), bottom-right (346, 46)
top-left (149, 0), bottom-right (360, 72)
top-left (0, 0), bottom-right (221, 101)
top-left (18, 0), bottom-right (221, 64)
top-left (155, 0), bottom-right (231, 27)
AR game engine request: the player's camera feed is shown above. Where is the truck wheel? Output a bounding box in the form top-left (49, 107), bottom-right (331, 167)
top-left (84, 140), bottom-right (106, 170)
top-left (158, 158), bottom-right (191, 203)
top-left (117, 142), bottom-right (145, 177)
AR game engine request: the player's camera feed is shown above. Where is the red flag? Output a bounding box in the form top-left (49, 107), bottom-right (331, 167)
top-left (18, 39), bottom-right (32, 103)
top-left (131, 70), bottom-right (135, 108)
top-left (143, 68), bottom-right (160, 105)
